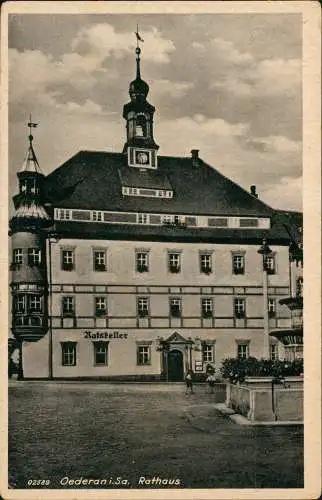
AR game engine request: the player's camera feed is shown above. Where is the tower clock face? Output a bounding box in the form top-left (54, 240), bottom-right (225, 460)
top-left (136, 151), bottom-right (149, 164)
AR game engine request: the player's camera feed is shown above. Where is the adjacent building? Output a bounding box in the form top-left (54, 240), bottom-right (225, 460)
top-left (9, 44), bottom-right (303, 381)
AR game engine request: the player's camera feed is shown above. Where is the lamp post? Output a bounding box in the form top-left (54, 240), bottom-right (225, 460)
top-left (258, 238), bottom-right (273, 359)
top-left (46, 228), bottom-right (60, 380)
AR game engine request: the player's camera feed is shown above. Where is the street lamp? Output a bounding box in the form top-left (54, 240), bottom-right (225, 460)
top-left (46, 227), bottom-right (60, 380)
top-left (257, 238), bottom-right (273, 359)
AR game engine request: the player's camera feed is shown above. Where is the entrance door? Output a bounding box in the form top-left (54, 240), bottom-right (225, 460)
top-left (167, 349), bottom-right (184, 381)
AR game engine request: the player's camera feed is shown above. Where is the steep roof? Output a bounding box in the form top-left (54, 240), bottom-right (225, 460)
top-left (272, 210), bottom-right (302, 245)
top-left (53, 219), bottom-right (291, 245)
top-left (20, 141), bottom-right (42, 174)
top-left (45, 150), bottom-right (274, 217)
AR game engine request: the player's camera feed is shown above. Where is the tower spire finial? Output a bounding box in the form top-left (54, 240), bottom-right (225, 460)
top-left (134, 25), bottom-right (144, 80)
top-left (21, 116), bottom-right (41, 173)
top-left (27, 114), bottom-right (38, 144)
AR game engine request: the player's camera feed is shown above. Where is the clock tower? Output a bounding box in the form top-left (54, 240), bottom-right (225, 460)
top-left (123, 44), bottom-right (159, 169)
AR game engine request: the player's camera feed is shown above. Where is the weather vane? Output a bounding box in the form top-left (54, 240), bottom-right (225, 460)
top-left (135, 24), bottom-right (144, 48)
top-left (27, 114), bottom-right (38, 143)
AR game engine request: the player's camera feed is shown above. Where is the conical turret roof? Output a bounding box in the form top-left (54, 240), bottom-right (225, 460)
top-left (20, 135), bottom-right (42, 174)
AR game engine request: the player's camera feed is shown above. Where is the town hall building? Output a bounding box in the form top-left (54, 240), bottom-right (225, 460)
top-left (9, 42), bottom-right (302, 381)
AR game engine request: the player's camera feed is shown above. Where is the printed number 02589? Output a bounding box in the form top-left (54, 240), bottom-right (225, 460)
top-left (27, 479), bottom-right (50, 486)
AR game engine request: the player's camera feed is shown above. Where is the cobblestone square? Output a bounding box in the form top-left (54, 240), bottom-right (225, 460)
top-left (9, 381), bottom-right (303, 489)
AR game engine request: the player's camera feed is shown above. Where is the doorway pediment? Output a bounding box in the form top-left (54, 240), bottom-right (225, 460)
top-left (164, 331), bottom-right (191, 344)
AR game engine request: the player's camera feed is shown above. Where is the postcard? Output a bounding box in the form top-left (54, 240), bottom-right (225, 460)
top-left (1, 1), bottom-right (321, 499)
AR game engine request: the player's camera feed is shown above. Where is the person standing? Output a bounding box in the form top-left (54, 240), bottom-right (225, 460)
top-left (206, 373), bottom-right (216, 394)
top-left (185, 370), bottom-right (194, 395)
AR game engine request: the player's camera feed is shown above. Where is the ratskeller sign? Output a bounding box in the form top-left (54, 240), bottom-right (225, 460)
top-left (83, 331), bottom-right (128, 339)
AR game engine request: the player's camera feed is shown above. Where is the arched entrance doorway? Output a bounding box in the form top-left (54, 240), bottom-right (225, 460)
top-left (167, 349), bottom-right (184, 381)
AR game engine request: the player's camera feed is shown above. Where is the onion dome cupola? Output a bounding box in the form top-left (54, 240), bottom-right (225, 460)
top-left (9, 120), bottom-right (51, 345)
top-left (123, 38), bottom-right (159, 169)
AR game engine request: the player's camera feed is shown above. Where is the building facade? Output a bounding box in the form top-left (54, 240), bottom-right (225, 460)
top-left (9, 44), bottom-right (302, 381)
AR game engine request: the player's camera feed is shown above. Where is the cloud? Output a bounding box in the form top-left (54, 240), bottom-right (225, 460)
top-left (211, 57), bottom-right (301, 97)
top-left (156, 114), bottom-right (302, 211)
top-left (261, 176), bottom-right (302, 211)
top-left (58, 99), bottom-right (109, 115)
top-left (157, 115), bottom-right (250, 159)
top-left (193, 37), bottom-right (253, 65)
top-left (8, 18), bottom-right (301, 213)
top-left (72, 23), bottom-right (175, 63)
top-left (249, 135), bottom-right (302, 154)
top-left (9, 48), bottom-right (105, 105)
top-left (192, 42), bottom-right (206, 52)
top-left (151, 79), bottom-right (194, 99)
top-left (210, 38), bottom-right (254, 64)
top-left (9, 23), bottom-right (176, 111)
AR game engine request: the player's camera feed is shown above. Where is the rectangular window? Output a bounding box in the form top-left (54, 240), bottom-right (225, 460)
top-left (185, 216), bottom-right (197, 226)
top-left (296, 277), bottom-right (303, 297)
top-left (57, 209), bottom-right (71, 220)
top-left (61, 342), bottom-right (76, 366)
top-left (208, 217), bottom-right (228, 227)
top-left (72, 210), bottom-right (91, 221)
top-left (162, 215), bottom-right (175, 224)
top-left (29, 294), bottom-right (42, 313)
top-left (264, 255), bottom-right (276, 274)
top-left (104, 212), bottom-right (137, 223)
top-left (14, 316), bottom-right (25, 326)
top-left (93, 250), bottom-right (106, 271)
top-left (234, 298), bottom-right (246, 318)
top-left (129, 148), bottom-right (135, 166)
top-left (137, 213), bottom-right (149, 224)
top-left (174, 215), bottom-right (185, 225)
top-left (14, 295), bottom-right (25, 313)
top-left (239, 218), bottom-right (259, 228)
top-left (92, 211), bottom-right (103, 222)
top-left (232, 254), bottom-right (245, 275)
top-left (137, 345), bottom-right (151, 365)
top-left (93, 342), bottom-right (108, 365)
top-left (95, 297), bottom-right (107, 317)
top-left (200, 254), bottom-right (212, 274)
top-left (202, 344), bottom-right (214, 363)
top-left (139, 189), bottom-right (157, 197)
top-left (62, 296), bottom-right (75, 316)
top-left (137, 297), bottom-right (149, 318)
top-left (30, 180), bottom-right (37, 194)
top-left (151, 151), bottom-right (156, 168)
top-left (170, 298), bottom-right (181, 317)
top-left (136, 252), bottom-right (149, 273)
top-left (201, 298), bottom-right (213, 318)
top-left (268, 298), bottom-right (276, 318)
top-left (237, 343), bottom-right (249, 359)
top-left (168, 253), bottom-right (181, 273)
top-left (270, 344), bottom-right (278, 361)
top-left (61, 249), bottom-right (74, 271)
top-left (28, 248), bottom-right (41, 266)
top-left (13, 249), bottom-right (23, 264)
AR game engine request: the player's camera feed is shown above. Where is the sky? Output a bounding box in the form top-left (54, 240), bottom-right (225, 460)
top-left (8, 12), bottom-right (302, 211)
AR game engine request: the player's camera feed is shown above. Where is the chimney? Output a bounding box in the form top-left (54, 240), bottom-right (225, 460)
top-left (250, 185), bottom-right (258, 198)
top-left (191, 149), bottom-right (199, 166)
